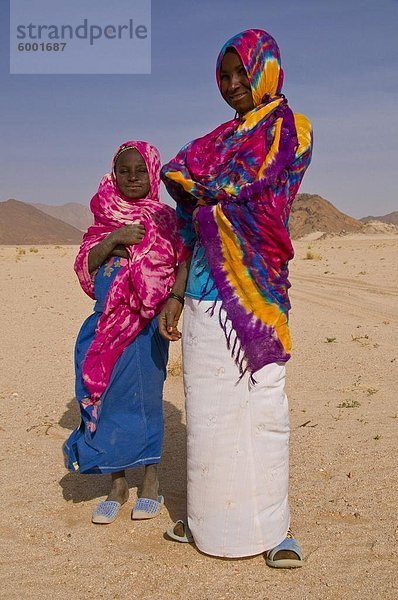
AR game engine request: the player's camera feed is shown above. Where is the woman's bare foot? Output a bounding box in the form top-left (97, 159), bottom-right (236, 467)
top-left (166, 520), bottom-right (193, 543)
top-left (271, 549), bottom-right (300, 560)
top-left (106, 471), bottom-right (129, 504)
top-left (266, 529), bottom-right (303, 563)
top-left (173, 521), bottom-right (185, 537)
top-left (140, 464), bottom-right (159, 500)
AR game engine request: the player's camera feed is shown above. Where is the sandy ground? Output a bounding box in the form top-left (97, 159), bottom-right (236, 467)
top-left (0, 235), bottom-right (397, 600)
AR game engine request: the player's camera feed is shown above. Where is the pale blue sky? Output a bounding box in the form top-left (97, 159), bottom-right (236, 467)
top-left (1, 0), bottom-right (397, 218)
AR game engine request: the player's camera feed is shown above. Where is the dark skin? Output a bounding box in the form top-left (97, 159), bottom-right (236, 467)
top-left (160, 52), bottom-right (300, 562)
top-left (88, 148), bottom-right (159, 506)
top-left (219, 49), bottom-right (255, 116)
top-left (88, 148), bottom-right (148, 272)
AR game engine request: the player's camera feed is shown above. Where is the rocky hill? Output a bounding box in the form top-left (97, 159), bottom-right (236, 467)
top-left (360, 211), bottom-right (398, 226)
top-left (34, 202), bottom-right (92, 231)
top-left (290, 194), bottom-right (363, 238)
top-left (0, 199), bottom-right (83, 244)
top-left (2, 195), bottom-right (396, 244)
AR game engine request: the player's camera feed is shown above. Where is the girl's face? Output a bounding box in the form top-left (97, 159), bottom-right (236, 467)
top-left (219, 50), bottom-right (254, 116)
top-left (114, 148), bottom-right (150, 199)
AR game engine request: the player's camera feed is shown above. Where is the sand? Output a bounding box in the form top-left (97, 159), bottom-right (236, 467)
top-left (0, 235), bottom-right (397, 600)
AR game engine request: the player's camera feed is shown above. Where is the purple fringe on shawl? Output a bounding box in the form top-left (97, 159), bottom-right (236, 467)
top-left (161, 29), bottom-right (313, 376)
top-left (196, 207), bottom-right (289, 375)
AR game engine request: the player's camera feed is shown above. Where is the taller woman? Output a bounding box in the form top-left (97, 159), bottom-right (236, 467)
top-left (159, 29), bottom-right (313, 567)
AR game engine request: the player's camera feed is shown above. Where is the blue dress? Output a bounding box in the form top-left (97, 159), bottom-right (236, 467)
top-left (64, 257), bottom-right (169, 474)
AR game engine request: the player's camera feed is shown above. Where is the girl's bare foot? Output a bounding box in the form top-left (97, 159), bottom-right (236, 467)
top-left (140, 464), bottom-right (159, 500)
top-left (106, 471), bottom-right (129, 504)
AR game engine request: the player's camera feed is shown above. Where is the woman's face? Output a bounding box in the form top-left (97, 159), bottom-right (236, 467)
top-left (220, 50), bottom-right (254, 116)
top-left (114, 148), bottom-right (150, 199)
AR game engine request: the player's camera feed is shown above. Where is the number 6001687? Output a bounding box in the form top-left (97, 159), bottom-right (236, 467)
top-left (17, 42), bottom-right (67, 51)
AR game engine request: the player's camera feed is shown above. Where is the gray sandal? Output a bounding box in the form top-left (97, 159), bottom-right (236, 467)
top-left (131, 495), bottom-right (164, 520)
top-left (266, 531), bottom-right (304, 568)
top-left (91, 500), bottom-right (121, 524)
top-left (166, 520), bottom-right (193, 543)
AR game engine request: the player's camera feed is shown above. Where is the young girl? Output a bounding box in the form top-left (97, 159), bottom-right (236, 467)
top-left (160, 29), bottom-right (313, 567)
top-left (64, 140), bottom-right (182, 524)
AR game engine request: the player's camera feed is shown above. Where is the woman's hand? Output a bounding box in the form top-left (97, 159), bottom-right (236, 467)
top-left (112, 223), bottom-right (146, 246)
top-left (158, 298), bottom-right (184, 341)
top-left (158, 256), bottom-right (192, 341)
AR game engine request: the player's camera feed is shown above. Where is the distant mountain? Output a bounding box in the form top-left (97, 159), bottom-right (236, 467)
top-left (360, 211), bottom-right (398, 226)
top-left (2, 195), bottom-right (394, 245)
top-left (290, 194), bottom-right (363, 238)
top-left (0, 199), bottom-right (83, 244)
top-left (34, 202), bottom-right (92, 232)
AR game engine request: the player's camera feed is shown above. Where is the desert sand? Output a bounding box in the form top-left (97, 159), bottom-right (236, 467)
top-left (0, 234), bottom-right (397, 600)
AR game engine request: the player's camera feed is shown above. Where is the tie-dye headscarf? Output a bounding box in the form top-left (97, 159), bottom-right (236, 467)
top-left (75, 141), bottom-right (183, 432)
top-left (161, 29), bottom-right (313, 374)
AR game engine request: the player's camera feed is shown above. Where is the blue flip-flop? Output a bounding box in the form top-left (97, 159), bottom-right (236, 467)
top-left (131, 495), bottom-right (164, 520)
top-left (91, 500), bottom-right (121, 524)
top-left (265, 533), bottom-right (304, 568)
top-left (166, 520), bottom-right (193, 543)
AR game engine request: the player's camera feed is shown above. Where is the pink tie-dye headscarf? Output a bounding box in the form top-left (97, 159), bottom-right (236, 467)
top-left (75, 141), bottom-right (182, 431)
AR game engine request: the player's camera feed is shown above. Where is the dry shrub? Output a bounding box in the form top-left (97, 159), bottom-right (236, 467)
top-left (338, 399), bottom-right (361, 409)
top-left (305, 249), bottom-right (322, 260)
top-left (15, 247), bottom-right (26, 262)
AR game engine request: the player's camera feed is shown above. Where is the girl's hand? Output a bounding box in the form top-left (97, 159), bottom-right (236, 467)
top-left (88, 225), bottom-right (144, 273)
top-left (112, 223), bottom-right (146, 246)
top-left (158, 298), bottom-right (183, 341)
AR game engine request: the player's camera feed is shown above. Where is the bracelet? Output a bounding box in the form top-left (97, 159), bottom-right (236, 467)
top-left (168, 292), bottom-right (185, 306)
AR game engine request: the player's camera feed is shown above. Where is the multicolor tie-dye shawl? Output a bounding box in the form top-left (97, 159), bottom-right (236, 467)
top-left (75, 141), bottom-right (182, 432)
top-left (161, 29), bottom-right (313, 374)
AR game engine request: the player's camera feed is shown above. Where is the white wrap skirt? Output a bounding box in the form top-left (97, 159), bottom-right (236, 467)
top-left (183, 298), bottom-right (290, 557)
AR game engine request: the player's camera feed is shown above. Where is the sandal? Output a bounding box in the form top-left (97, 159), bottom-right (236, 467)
top-left (91, 500), bottom-right (121, 524)
top-left (131, 495), bottom-right (164, 520)
top-left (166, 520), bottom-right (193, 543)
top-left (265, 529), bottom-right (304, 568)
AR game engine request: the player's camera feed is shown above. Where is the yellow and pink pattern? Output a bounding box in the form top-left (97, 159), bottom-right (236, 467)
top-left (161, 29), bottom-right (313, 374)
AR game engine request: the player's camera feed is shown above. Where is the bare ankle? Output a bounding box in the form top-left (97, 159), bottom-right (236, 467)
top-left (140, 465), bottom-right (159, 500)
top-left (107, 471), bottom-right (129, 504)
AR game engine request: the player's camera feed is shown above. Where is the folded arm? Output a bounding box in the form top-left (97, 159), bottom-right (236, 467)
top-left (87, 224), bottom-right (145, 273)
